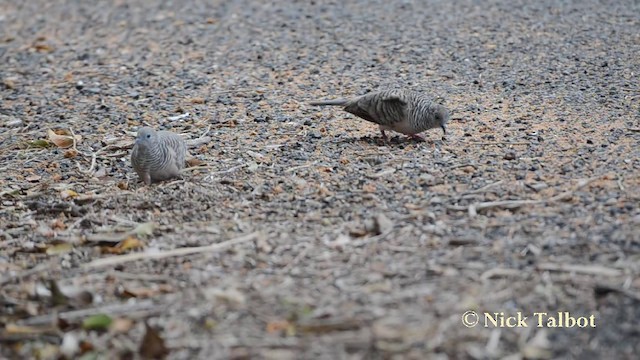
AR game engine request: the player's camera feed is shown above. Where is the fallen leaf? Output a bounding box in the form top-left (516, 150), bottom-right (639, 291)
top-left (46, 242), bottom-right (73, 255)
top-left (118, 236), bottom-right (145, 251)
top-left (109, 318), bottom-right (134, 333)
top-left (60, 189), bottom-right (79, 199)
top-left (26, 139), bottom-right (51, 148)
top-left (133, 222), bottom-right (155, 237)
top-left (79, 341), bottom-right (95, 354)
top-left (26, 174), bottom-right (42, 182)
top-left (101, 236), bottom-right (145, 254)
top-left (33, 43), bottom-right (55, 52)
top-left (139, 322), bottom-right (169, 359)
top-left (82, 314), bottom-right (113, 331)
top-left (64, 149), bottom-right (79, 158)
top-left (266, 320), bottom-right (293, 335)
top-left (186, 158), bottom-right (204, 167)
top-left (48, 129), bottom-right (81, 149)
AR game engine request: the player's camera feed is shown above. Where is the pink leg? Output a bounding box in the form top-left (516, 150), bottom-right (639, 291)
top-left (380, 129), bottom-right (389, 141)
top-left (408, 134), bottom-right (424, 141)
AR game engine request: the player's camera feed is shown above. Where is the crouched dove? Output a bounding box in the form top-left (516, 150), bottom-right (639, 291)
top-left (131, 127), bottom-right (186, 185)
top-left (309, 90), bottom-right (450, 141)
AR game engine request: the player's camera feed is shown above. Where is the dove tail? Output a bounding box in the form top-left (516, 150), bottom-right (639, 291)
top-left (309, 99), bottom-right (349, 106)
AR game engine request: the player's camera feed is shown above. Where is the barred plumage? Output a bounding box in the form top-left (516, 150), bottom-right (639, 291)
top-left (131, 127), bottom-right (186, 185)
top-left (309, 90), bottom-right (450, 140)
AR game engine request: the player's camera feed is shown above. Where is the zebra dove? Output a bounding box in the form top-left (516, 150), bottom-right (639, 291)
top-left (131, 127), bottom-right (186, 185)
top-left (309, 90), bottom-right (450, 140)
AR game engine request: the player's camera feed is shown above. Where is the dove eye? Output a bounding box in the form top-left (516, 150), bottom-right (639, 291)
top-left (146, 134), bottom-right (151, 139)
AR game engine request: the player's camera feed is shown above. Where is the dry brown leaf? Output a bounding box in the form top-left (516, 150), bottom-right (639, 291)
top-left (48, 129), bottom-right (81, 149)
top-left (186, 158), bottom-right (204, 167)
top-left (139, 322), bottom-right (169, 359)
top-left (64, 149), bottom-right (79, 158)
top-left (101, 236), bottom-right (145, 254)
top-left (33, 43), bottom-right (55, 52)
top-left (266, 320), bottom-right (294, 335)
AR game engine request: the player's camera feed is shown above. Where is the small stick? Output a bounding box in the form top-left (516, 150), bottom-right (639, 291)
top-left (83, 232), bottom-right (260, 269)
top-left (209, 88), bottom-right (266, 95)
top-left (186, 136), bottom-right (212, 148)
top-left (537, 263), bottom-right (623, 277)
top-left (466, 141), bottom-right (531, 146)
top-left (449, 163), bottom-right (478, 170)
top-left (205, 164), bottom-right (247, 178)
top-left (468, 177), bottom-right (598, 216)
top-left (106, 271), bottom-right (173, 282)
top-left (462, 180), bottom-right (504, 195)
top-left (18, 299), bottom-right (161, 326)
top-left (284, 161), bottom-right (318, 173)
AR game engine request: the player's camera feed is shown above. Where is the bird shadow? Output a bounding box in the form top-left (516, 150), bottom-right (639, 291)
top-left (333, 134), bottom-right (438, 147)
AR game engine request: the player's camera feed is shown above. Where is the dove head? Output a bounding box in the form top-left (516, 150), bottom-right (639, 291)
top-left (433, 105), bottom-right (450, 135)
top-left (135, 127), bottom-right (158, 148)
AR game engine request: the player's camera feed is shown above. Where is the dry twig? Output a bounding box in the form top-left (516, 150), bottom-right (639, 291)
top-left (19, 300), bottom-right (161, 326)
top-left (83, 232), bottom-right (260, 269)
top-left (537, 263), bottom-right (623, 277)
top-left (468, 177), bottom-right (598, 216)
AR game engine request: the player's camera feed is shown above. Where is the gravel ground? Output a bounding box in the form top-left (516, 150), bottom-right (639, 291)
top-left (1, 0), bottom-right (639, 359)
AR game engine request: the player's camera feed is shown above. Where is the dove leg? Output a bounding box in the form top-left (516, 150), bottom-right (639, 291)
top-left (378, 126), bottom-right (389, 141)
top-left (142, 172), bottom-right (152, 185)
top-left (408, 134), bottom-right (425, 141)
